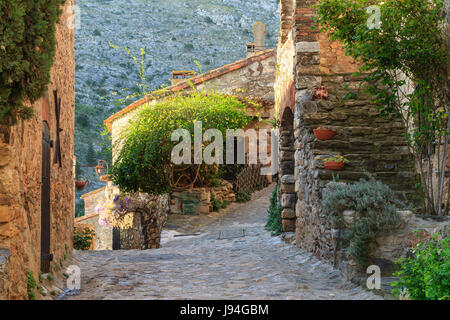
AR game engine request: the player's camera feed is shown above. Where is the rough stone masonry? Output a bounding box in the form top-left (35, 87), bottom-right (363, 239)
top-left (275, 0), bottom-right (417, 263)
top-left (0, 1), bottom-right (75, 299)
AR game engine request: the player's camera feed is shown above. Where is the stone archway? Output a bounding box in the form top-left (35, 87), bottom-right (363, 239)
top-left (279, 106), bottom-right (296, 232)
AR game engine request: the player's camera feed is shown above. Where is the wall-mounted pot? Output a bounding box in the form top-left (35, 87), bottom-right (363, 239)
top-left (314, 128), bottom-right (336, 141)
top-left (324, 162), bottom-right (345, 171)
top-left (75, 180), bottom-right (88, 190)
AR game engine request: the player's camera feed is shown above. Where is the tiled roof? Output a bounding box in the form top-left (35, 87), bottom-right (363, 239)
top-left (74, 212), bottom-right (99, 223)
top-left (104, 49), bottom-right (276, 132)
top-left (80, 186), bottom-right (106, 200)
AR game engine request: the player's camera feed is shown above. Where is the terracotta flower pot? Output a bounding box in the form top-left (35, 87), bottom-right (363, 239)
top-left (324, 161), bottom-right (345, 171)
top-left (75, 180), bottom-right (88, 190)
top-left (314, 129), bottom-right (336, 141)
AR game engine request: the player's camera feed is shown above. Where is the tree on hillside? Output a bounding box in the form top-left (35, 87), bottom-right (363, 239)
top-left (85, 142), bottom-right (97, 166)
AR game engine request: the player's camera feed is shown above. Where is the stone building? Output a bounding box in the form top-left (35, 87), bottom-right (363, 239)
top-left (0, 1), bottom-right (75, 299)
top-left (72, 24), bottom-right (277, 250)
top-left (275, 0), bottom-right (418, 260)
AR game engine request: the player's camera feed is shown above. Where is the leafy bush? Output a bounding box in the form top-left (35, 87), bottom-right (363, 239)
top-left (235, 190), bottom-right (252, 203)
top-left (111, 91), bottom-right (254, 194)
top-left (26, 270), bottom-right (37, 300)
top-left (266, 186), bottom-right (283, 236)
top-left (392, 231), bottom-right (450, 300)
top-left (0, 0), bottom-right (65, 125)
top-left (323, 178), bottom-right (405, 268)
top-left (211, 193), bottom-right (230, 212)
top-left (184, 43), bottom-right (194, 51)
top-left (73, 227), bottom-right (95, 250)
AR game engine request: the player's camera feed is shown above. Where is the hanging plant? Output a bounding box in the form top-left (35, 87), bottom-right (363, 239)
top-left (0, 0), bottom-right (66, 126)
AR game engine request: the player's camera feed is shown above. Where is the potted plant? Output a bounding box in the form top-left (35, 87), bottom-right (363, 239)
top-left (313, 127), bottom-right (336, 141)
top-left (319, 155), bottom-right (349, 171)
top-left (75, 177), bottom-right (89, 190)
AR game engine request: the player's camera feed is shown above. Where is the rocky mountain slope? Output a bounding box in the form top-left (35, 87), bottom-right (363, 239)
top-left (74, 0), bottom-right (280, 209)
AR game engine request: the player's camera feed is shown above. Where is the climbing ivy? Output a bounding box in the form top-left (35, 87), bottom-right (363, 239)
top-left (0, 0), bottom-right (66, 125)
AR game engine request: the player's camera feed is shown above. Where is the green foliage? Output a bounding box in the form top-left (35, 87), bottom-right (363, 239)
top-left (85, 141), bottom-right (97, 166)
top-left (392, 231), bottom-right (450, 300)
top-left (75, 160), bottom-right (82, 180)
top-left (106, 44), bottom-right (153, 106)
top-left (47, 270), bottom-right (54, 281)
top-left (73, 227), bottom-right (95, 250)
top-left (315, 0), bottom-right (449, 215)
top-left (323, 178), bottom-right (405, 268)
top-left (266, 186), bottom-right (283, 236)
top-left (75, 200), bottom-right (85, 218)
top-left (211, 193), bottom-right (230, 212)
top-left (26, 270), bottom-right (37, 300)
top-left (235, 190), bottom-right (252, 203)
top-left (184, 43), bottom-right (194, 51)
top-left (111, 91), bottom-right (254, 195)
top-left (0, 0), bottom-right (66, 125)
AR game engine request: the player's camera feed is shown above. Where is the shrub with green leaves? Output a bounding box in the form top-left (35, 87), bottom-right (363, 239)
top-left (73, 227), bottom-right (95, 250)
top-left (392, 231), bottom-right (450, 300)
top-left (111, 91), bottom-right (254, 195)
top-left (235, 190), bottom-right (252, 203)
top-left (0, 0), bottom-right (66, 125)
top-left (211, 193), bottom-right (230, 212)
top-left (266, 186), bottom-right (283, 236)
top-left (323, 178), bottom-right (405, 268)
top-left (26, 270), bottom-right (37, 300)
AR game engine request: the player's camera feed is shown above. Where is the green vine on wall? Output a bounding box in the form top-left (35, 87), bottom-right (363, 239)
top-left (0, 0), bottom-right (66, 126)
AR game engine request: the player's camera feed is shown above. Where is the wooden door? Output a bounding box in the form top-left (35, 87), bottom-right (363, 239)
top-left (41, 121), bottom-right (52, 272)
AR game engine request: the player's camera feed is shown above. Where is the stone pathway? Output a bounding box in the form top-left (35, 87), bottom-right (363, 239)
top-left (68, 186), bottom-right (381, 300)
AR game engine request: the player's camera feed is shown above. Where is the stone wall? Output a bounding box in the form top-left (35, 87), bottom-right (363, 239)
top-left (275, 0), bottom-right (417, 262)
top-left (120, 194), bottom-right (169, 250)
top-left (76, 186), bottom-right (112, 250)
top-left (75, 212), bottom-right (113, 251)
top-left (336, 210), bottom-right (450, 281)
top-left (81, 187), bottom-right (106, 217)
top-left (170, 182), bottom-right (235, 215)
top-left (276, 1), bottom-right (297, 232)
top-left (0, 1), bottom-right (75, 299)
top-left (76, 186), bottom-right (169, 250)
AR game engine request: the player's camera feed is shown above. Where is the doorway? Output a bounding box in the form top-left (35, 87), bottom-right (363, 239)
top-left (41, 121), bottom-right (52, 272)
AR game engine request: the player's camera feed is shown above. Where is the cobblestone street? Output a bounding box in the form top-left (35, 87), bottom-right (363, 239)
top-left (68, 186), bottom-right (380, 300)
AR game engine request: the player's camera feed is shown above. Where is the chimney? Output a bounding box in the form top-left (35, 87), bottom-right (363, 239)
top-left (246, 21), bottom-right (267, 57)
